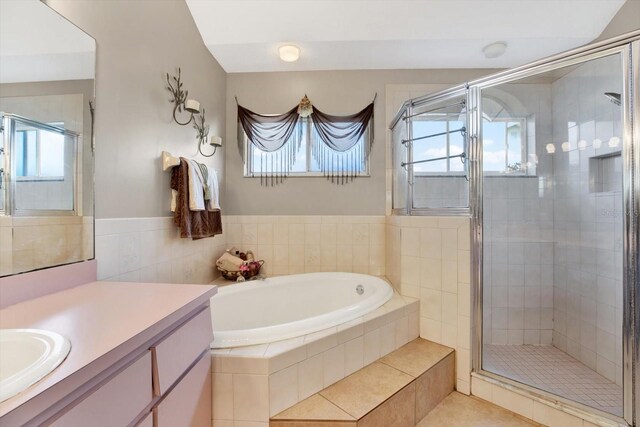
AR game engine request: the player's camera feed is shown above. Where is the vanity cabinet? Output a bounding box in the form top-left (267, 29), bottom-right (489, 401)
top-left (150, 307), bottom-right (213, 427)
top-left (49, 307), bottom-right (213, 427)
top-left (50, 351), bottom-right (153, 427)
top-left (0, 281), bottom-right (216, 427)
top-left (154, 354), bottom-right (211, 427)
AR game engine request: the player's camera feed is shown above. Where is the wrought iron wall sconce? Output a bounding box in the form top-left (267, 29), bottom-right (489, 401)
top-left (166, 68), bottom-right (221, 157)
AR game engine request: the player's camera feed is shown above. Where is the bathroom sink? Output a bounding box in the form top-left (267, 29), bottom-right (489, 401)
top-left (0, 329), bottom-right (71, 403)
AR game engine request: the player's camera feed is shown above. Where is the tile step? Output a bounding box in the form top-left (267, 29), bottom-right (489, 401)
top-left (270, 338), bottom-right (455, 427)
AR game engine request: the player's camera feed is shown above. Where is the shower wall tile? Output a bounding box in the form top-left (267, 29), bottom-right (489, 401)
top-left (480, 83), bottom-right (556, 347)
top-left (483, 174), bottom-right (555, 346)
top-left (550, 55), bottom-right (623, 385)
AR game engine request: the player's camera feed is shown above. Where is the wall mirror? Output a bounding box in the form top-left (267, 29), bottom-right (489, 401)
top-left (0, 0), bottom-right (96, 276)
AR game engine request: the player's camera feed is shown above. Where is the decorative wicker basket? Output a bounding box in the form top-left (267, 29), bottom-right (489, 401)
top-left (217, 260), bottom-right (264, 281)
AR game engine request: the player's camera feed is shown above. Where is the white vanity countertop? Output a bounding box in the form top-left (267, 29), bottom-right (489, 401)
top-left (0, 281), bottom-right (217, 422)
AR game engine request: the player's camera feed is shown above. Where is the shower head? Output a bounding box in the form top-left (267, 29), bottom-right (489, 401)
top-left (604, 92), bottom-right (621, 106)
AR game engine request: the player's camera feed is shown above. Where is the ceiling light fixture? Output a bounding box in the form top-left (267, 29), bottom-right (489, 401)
top-left (279, 45), bottom-right (300, 62)
top-left (483, 41), bottom-right (507, 59)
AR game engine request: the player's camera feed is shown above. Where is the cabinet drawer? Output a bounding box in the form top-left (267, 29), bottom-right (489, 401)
top-left (52, 351), bottom-right (152, 427)
top-left (152, 307), bottom-right (212, 395)
top-left (155, 354), bottom-right (211, 427)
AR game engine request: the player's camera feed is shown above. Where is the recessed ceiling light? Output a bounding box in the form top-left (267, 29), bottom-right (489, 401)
top-left (482, 41), bottom-right (507, 59)
top-left (279, 45), bottom-right (300, 62)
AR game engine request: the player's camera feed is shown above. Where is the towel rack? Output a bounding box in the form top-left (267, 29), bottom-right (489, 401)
top-left (161, 151), bottom-right (180, 171)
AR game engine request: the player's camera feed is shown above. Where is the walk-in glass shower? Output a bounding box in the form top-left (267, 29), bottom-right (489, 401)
top-left (391, 32), bottom-right (639, 425)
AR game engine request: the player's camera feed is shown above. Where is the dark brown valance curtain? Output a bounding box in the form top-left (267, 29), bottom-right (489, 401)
top-left (237, 98), bottom-right (375, 185)
top-left (311, 102), bottom-right (374, 152)
top-left (237, 105), bottom-right (300, 152)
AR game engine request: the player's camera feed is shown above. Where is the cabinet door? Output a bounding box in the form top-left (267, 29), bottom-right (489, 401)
top-left (152, 308), bottom-right (213, 395)
top-left (156, 354), bottom-right (211, 427)
top-left (51, 352), bottom-right (152, 427)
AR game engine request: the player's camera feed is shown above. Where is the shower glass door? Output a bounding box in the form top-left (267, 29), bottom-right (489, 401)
top-left (479, 50), bottom-right (627, 419)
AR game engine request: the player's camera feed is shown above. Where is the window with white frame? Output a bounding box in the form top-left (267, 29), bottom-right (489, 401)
top-left (244, 117), bottom-right (369, 176)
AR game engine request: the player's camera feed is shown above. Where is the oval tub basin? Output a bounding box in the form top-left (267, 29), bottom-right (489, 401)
top-left (210, 272), bottom-right (393, 348)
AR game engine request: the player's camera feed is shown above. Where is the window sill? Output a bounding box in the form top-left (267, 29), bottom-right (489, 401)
top-left (16, 177), bottom-right (64, 183)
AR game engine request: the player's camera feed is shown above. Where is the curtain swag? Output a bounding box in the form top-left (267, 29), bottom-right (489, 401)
top-left (236, 95), bottom-right (375, 185)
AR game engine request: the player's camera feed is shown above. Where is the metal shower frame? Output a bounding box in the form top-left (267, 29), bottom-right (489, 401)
top-left (390, 30), bottom-right (640, 426)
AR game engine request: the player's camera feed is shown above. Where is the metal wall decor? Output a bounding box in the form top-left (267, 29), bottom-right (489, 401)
top-left (166, 68), bottom-right (218, 157)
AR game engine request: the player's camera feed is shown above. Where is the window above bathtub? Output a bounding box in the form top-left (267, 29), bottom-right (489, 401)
top-left (237, 97), bottom-right (374, 185)
top-left (242, 117), bottom-right (370, 178)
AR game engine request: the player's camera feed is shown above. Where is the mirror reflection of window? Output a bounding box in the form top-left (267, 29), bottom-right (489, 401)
top-left (15, 125), bottom-right (65, 179)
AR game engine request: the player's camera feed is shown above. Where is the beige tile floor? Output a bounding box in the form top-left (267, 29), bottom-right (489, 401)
top-left (484, 345), bottom-right (623, 417)
top-left (416, 392), bottom-right (538, 426)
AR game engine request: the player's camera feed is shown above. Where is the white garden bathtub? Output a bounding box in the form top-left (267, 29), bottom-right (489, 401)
top-left (210, 272), bottom-right (393, 348)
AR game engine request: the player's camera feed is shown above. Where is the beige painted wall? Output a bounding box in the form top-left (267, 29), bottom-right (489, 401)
top-left (44, 0), bottom-right (227, 219)
top-left (226, 69), bottom-right (497, 215)
top-left (594, 0), bottom-right (640, 42)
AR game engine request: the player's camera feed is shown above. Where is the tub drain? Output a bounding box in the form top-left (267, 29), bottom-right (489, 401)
top-left (356, 284), bottom-right (364, 295)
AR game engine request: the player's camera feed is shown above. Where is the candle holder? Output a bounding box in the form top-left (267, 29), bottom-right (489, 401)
top-left (166, 68), bottom-right (218, 156)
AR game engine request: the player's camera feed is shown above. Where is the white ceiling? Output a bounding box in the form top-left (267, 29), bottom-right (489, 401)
top-left (186, 0), bottom-right (626, 73)
top-left (0, 0), bottom-right (95, 84)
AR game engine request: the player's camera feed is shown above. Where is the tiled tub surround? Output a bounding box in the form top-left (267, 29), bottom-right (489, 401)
top-left (223, 215), bottom-right (386, 277)
top-left (95, 217), bottom-right (227, 283)
top-left (210, 291), bottom-right (419, 426)
top-left (0, 215), bottom-right (93, 276)
top-left (385, 215), bottom-right (472, 395)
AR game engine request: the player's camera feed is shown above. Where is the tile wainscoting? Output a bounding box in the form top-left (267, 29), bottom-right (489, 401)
top-left (95, 216), bottom-right (227, 283)
top-left (94, 214), bottom-right (473, 394)
top-left (1, 215), bottom-right (93, 276)
top-left (386, 215), bottom-right (473, 395)
top-left (224, 215), bottom-right (386, 277)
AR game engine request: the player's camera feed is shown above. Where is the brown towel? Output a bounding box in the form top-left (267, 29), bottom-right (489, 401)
top-left (170, 158), bottom-right (222, 240)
